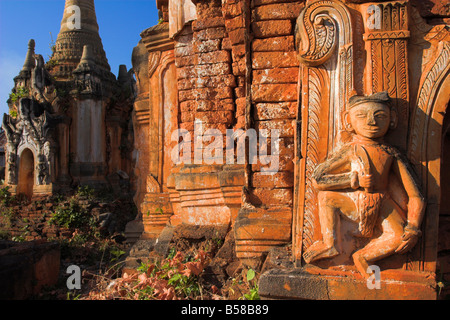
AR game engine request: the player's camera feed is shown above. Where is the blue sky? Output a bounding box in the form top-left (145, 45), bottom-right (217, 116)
top-left (0, 0), bottom-right (159, 116)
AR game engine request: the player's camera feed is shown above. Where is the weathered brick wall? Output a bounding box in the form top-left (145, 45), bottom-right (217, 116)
top-left (174, 0), bottom-right (303, 207)
top-left (176, 0), bottom-right (236, 161)
top-left (1, 195), bottom-right (136, 241)
top-left (170, 0), bottom-right (306, 266)
top-left (169, 0), bottom-right (450, 276)
top-left (222, 0), bottom-right (249, 131)
top-left (248, 0), bottom-right (303, 207)
top-left (2, 196), bottom-right (62, 241)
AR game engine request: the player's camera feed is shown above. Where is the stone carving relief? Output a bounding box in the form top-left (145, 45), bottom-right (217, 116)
top-left (3, 97), bottom-right (59, 186)
top-left (6, 153), bottom-right (17, 185)
top-left (294, 0), bottom-right (355, 260)
top-left (293, 0), bottom-right (433, 278)
top-left (302, 92), bottom-right (426, 278)
top-left (73, 45), bottom-right (103, 96)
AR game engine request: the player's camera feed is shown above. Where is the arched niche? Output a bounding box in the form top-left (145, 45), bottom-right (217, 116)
top-left (17, 148), bottom-right (35, 199)
top-left (408, 41), bottom-right (450, 273)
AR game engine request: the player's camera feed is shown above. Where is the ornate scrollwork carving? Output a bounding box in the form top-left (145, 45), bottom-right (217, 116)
top-left (295, 0), bottom-right (352, 67)
top-left (2, 98), bottom-right (60, 186)
top-left (294, 0), bottom-right (355, 260)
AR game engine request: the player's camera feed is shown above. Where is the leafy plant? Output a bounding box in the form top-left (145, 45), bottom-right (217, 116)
top-left (109, 247), bottom-right (126, 263)
top-left (240, 268), bottom-right (260, 300)
top-left (46, 59), bottom-right (59, 68)
top-left (166, 246), bottom-right (177, 260)
top-left (0, 206), bottom-right (14, 239)
top-left (0, 230), bottom-right (10, 240)
top-left (0, 186), bottom-right (14, 206)
top-left (9, 109), bottom-right (18, 118)
top-left (8, 87), bottom-right (29, 104)
top-left (89, 250), bottom-right (209, 300)
top-left (243, 285), bottom-right (260, 300)
top-left (67, 291), bottom-right (81, 300)
top-left (246, 269), bottom-right (256, 281)
top-left (49, 198), bottom-right (94, 230)
top-left (76, 185), bottom-right (94, 199)
top-left (146, 207), bottom-right (165, 216)
top-left (12, 234), bottom-right (26, 242)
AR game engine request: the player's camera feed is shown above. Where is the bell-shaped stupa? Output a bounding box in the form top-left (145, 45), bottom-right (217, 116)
top-left (50, 0), bottom-right (111, 80)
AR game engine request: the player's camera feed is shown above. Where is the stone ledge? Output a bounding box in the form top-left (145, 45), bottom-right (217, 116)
top-left (259, 268), bottom-right (437, 300)
top-left (0, 240), bottom-right (60, 300)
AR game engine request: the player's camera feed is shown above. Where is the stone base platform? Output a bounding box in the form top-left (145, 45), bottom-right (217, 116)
top-left (259, 266), bottom-right (437, 300)
top-left (0, 240), bottom-right (60, 300)
top-left (122, 226), bottom-right (175, 274)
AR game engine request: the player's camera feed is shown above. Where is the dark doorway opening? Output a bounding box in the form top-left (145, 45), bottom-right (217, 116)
top-left (17, 149), bottom-right (34, 199)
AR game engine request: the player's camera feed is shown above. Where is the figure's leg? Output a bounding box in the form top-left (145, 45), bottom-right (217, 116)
top-left (303, 191), bottom-right (356, 263)
top-left (352, 198), bottom-right (404, 278)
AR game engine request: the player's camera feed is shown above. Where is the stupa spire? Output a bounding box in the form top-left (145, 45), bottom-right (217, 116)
top-left (21, 39), bottom-right (36, 72)
top-left (13, 39), bottom-right (36, 83)
top-left (50, 0), bottom-right (111, 80)
top-left (79, 45), bottom-right (96, 65)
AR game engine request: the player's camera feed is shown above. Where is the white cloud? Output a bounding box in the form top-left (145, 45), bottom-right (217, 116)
top-left (0, 50), bottom-right (24, 117)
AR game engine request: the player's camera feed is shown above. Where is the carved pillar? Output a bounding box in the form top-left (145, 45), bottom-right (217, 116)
top-left (132, 40), bottom-right (150, 209)
top-left (135, 23), bottom-right (178, 238)
top-left (362, 1), bottom-right (410, 150)
top-left (5, 144), bottom-right (18, 187)
top-left (57, 116), bottom-right (71, 187)
top-left (293, 0), bottom-right (355, 263)
top-left (69, 45), bottom-right (107, 187)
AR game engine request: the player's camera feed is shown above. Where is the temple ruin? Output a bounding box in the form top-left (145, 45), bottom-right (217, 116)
top-left (2, 0), bottom-right (450, 300)
top-left (126, 0), bottom-right (450, 300)
top-left (2, 0), bottom-right (135, 197)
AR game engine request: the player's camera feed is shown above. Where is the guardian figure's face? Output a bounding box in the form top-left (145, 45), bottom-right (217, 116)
top-left (348, 102), bottom-right (391, 139)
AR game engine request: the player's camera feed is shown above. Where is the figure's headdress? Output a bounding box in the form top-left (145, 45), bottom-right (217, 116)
top-left (348, 91), bottom-right (391, 110)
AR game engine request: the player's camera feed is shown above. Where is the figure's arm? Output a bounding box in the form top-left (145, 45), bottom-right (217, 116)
top-left (392, 157), bottom-right (426, 253)
top-left (313, 146), bottom-right (355, 191)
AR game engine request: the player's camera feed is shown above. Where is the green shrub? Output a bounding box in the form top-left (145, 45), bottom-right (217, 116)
top-left (8, 87), bottom-right (29, 104)
top-left (0, 186), bottom-right (14, 206)
top-left (76, 185), bottom-right (94, 199)
top-left (49, 198), bottom-right (94, 229)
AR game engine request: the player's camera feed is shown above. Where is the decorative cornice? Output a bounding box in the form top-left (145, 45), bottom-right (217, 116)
top-left (363, 30), bottom-right (410, 40)
top-left (141, 23), bottom-right (174, 53)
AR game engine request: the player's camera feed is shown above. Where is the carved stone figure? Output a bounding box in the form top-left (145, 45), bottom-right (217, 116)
top-left (31, 54), bottom-right (52, 102)
top-left (37, 154), bottom-right (49, 185)
top-left (7, 153), bottom-right (17, 184)
top-left (303, 92), bottom-right (426, 278)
